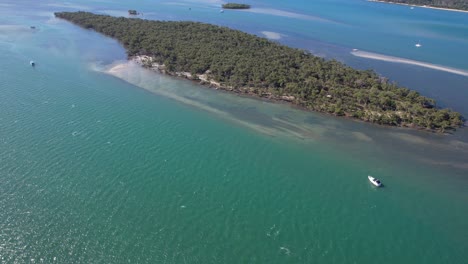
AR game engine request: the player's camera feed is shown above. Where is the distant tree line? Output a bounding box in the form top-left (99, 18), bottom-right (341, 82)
top-left (379, 0), bottom-right (468, 10)
top-left (222, 3), bottom-right (251, 9)
top-left (54, 11), bottom-right (464, 132)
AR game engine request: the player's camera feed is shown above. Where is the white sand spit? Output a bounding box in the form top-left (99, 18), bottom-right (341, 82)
top-left (351, 50), bottom-right (468, 77)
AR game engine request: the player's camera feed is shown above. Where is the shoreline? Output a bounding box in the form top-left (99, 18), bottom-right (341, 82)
top-left (368, 0), bottom-right (468, 14)
top-left (54, 11), bottom-right (465, 133)
top-left (130, 55), bottom-right (454, 133)
top-left (131, 55), bottom-right (299, 103)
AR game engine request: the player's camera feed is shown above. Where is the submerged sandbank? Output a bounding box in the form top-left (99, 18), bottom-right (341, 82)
top-left (102, 61), bottom-right (394, 144)
top-left (351, 50), bottom-right (468, 77)
top-left (99, 60), bottom-right (468, 172)
top-left (102, 61), bottom-right (321, 140)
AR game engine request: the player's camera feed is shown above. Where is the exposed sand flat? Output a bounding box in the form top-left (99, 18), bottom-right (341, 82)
top-left (102, 61), bottom-right (308, 139)
top-left (103, 61), bottom-right (328, 142)
top-left (351, 50), bottom-right (468, 77)
top-left (106, 63), bottom-right (128, 74)
top-left (368, 0), bottom-right (468, 14)
top-left (261, 31), bottom-right (283, 40)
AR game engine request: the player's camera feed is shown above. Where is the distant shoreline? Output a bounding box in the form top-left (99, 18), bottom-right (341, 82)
top-left (368, 0), bottom-right (468, 14)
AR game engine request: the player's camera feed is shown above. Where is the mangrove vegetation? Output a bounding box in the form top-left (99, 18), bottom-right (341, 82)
top-left (222, 3), bottom-right (251, 9)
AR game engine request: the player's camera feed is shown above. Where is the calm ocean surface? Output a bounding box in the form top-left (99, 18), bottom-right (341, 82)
top-left (1, 0), bottom-right (467, 263)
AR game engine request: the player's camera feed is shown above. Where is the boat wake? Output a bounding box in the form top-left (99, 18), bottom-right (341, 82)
top-left (351, 50), bottom-right (468, 77)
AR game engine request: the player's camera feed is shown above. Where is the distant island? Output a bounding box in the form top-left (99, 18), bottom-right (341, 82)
top-left (222, 3), bottom-right (251, 9)
top-left (371, 0), bottom-right (468, 11)
top-left (54, 12), bottom-right (464, 132)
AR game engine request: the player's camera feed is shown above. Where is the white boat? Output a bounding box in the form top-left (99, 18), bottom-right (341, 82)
top-left (415, 42), bottom-right (422, 48)
top-left (368, 175), bottom-right (382, 187)
top-left (220, 9), bottom-right (224, 13)
top-left (30, 60), bottom-right (35, 66)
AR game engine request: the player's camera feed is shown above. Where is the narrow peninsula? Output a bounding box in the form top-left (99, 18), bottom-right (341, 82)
top-left (371, 0), bottom-right (468, 12)
top-left (55, 11), bottom-right (464, 132)
top-left (222, 3), bottom-right (251, 9)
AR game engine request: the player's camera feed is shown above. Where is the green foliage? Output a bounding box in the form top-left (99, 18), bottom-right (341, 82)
top-left (222, 3), bottom-right (251, 9)
top-left (378, 0), bottom-right (468, 11)
top-left (54, 11), bottom-right (464, 132)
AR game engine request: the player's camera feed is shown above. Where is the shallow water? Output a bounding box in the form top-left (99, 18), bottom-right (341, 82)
top-left (0, 0), bottom-right (467, 263)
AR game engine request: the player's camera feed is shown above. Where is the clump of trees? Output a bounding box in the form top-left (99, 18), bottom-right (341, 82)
top-left (379, 0), bottom-right (468, 11)
top-left (222, 3), bottom-right (251, 9)
top-left (54, 11), bottom-right (464, 132)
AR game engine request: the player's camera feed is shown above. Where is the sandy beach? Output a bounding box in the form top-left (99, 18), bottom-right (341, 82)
top-left (351, 50), bottom-right (468, 77)
top-left (368, 0), bottom-right (468, 14)
top-left (102, 60), bottom-right (317, 138)
top-left (261, 31), bottom-right (283, 40)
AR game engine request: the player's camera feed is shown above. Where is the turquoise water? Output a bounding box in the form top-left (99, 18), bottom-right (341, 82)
top-left (1, 0), bottom-right (467, 263)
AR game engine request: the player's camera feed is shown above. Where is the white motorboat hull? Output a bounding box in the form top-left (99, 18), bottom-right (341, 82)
top-left (368, 176), bottom-right (382, 187)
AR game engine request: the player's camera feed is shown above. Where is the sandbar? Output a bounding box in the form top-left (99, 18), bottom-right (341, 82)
top-left (351, 50), bottom-right (468, 77)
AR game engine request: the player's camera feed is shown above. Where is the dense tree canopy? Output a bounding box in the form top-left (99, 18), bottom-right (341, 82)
top-left (55, 11), bottom-right (464, 132)
top-left (378, 0), bottom-right (468, 10)
top-left (222, 3), bottom-right (251, 9)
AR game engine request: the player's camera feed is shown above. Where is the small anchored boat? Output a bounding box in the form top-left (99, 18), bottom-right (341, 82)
top-left (30, 60), bottom-right (35, 67)
top-left (368, 175), bottom-right (382, 187)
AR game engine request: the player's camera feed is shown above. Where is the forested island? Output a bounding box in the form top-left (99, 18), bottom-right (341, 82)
top-left (222, 3), bottom-right (251, 9)
top-left (373, 0), bottom-right (468, 11)
top-left (54, 11), bottom-right (464, 132)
